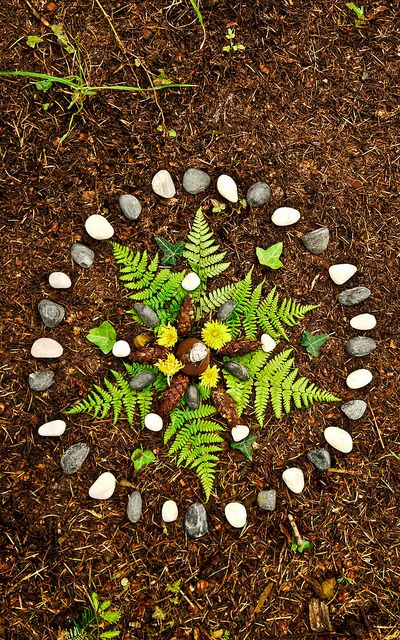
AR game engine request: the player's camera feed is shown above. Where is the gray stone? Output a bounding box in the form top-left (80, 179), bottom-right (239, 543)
top-left (217, 299), bottom-right (237, 322)
top-left (246, 182), bottom-right (271, 208)
top-left (119, 194), bottom-right (142, 221)
top-left (183, 168), bottom-right (211, 195)
top-left (301, 227), bottom-right (330, 255)
top-left (185, 503), bottom-right (208, 538)
top-left (345, 336), bottom-right (376, 357)
top-left (129, 371), bottom-right (156, 391)
top-left (71, 242), bottom-right (94, 268)
top-left (38, 300), bottom-right (65, 328)
top-left (341, 399), bottom-right (367, 420)
top-left (127, 491), bottom-right (142, 523)
top-left (223, 361), bottom-right (250, 381)
top-left (307, 448), bottom-right (331, 472)
top-left (28, 369), bottom-right (55, 391)
top-left (185, 384), bottom-right (200, 410)
top-left (257, 489), bottom-right (276, 511)
top-left (338, 286), bottom-right (371, 306)
top-left (60, 443), bottom-right (90, 474)
top-left (133, 303), bottom-right (159, 328)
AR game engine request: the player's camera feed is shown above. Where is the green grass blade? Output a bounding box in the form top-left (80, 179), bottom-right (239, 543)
top-left (189, 0), bottom-right (206, 47)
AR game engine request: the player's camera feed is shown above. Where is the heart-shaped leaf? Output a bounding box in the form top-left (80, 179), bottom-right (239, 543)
top-left (300, 331), bottom-right (329, 357)
top-left (131, 449), bottom-right (156, 472)
top-left (86, 320), bottom-right (117, 354)
top-left (155, 236), bottom-right (186, 266)
top-left (230, 434), bottom-right (257, 460)
top-left (256, 242), bottom-right (283, 269)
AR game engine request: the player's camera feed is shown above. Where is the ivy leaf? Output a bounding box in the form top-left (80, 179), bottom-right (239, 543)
top-left (131, 449), bottom-right (156, 472)
top-left (300, 331), bottom-right (329, 357)
top-left (86, 321), bottom-right (117, 354)
top-left (155, 236), bottom-right (185, 266)
top-left (230, 434), bottom-right (257, 460)
top-left (26, 35), bottom-right (44, 48)
top-left (256, 242), bottom-right (283, 270)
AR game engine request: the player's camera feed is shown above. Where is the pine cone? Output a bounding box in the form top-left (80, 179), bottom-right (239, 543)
top-left (176, 294), bottom-right (196, 336)
top-left (212, 387), bottom-right (239, 427)
top-left (218, 339), bottom-right (259, 356)
top-left (158, 374), bottom-right (189, 417)
top-left (129, 346), bottom-right (170, 364)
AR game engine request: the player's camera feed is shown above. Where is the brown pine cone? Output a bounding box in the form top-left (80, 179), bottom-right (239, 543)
top-left (176, 294), bottom-right (196, 336)
top-left (158, 374), bottom-right (189, 417)
top-left (129, 346), bottom-right (170, 364)
top-left (212, 387), bottom-right (239, 427)
top-left (218, 339), bottom-right (259, 356)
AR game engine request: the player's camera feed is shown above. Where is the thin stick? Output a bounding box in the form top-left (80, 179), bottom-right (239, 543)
top-left (288, 513), bottom-right (304, 547)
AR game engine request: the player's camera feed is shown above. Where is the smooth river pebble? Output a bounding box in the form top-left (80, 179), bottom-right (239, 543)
top-left (246, 182), bottom-right (271, 208)
top-left (112, 340), bottom-right (131, 358)
top-left (346, 368), bottom-right (373, 389)
top-left (38, 419), bottom-right (66, 436)
top-left (341, 399), bottom-right (367, 420)
top-left (61, 443), bottom-right (90, 474)
top-left (127, 491), bottom-right (142, 523)
top-left (133, 303), bottom-right (160, 328)
top-left (282, 467), bottom-right (304, 494)
top-left (144, 413), bottom-right (163, 432)
top-left (217, 175), bottom-right (238, 203)
top-left (85, 214), bottom-right (114, 240)
top-left (329, 264), bottom-right (357, 285)
top-left (183, 168), bottom-right (211, 195)
top-left (307, 448), bottom-right (331, 471)
top-left (185, 503), bottom-right (208, 538)
top-left (301, 227), bottom-right (330, 254)
top-left (38, 300), bottom-right (65, 328)
top-left (162, 500), bottom-right (179, 523)
top-left (89, 472), bottom-right (116, 500)
top-left (271, 207), bottom-right (300, 227)
top-left (339, 286), bottom-right (371, 306)
top-left (31, 338), bottom-right (63, 359)
top-left (181, 272), bottom-right (201, 292)
top-left (261, 334), bottom-right (276, 352)
top-left (129, 371), bottom-right (156, 391)
top-left (185, 384), bottom-right (200, 410)
top-left (345, 336), bottom-right (376, 357)
top-left (119, 194), bottom-right (142, 220)
top-left (48, 272), bottom-right (72, 289)
top-left (350, 313), bottom-right (376, 331)
top-left (324, 426), bottom-right (353, 453)
top-left (225, 502), bottom-right (247, 528)
top-left (231, 425), bottom-right (250, 442)
top-left (152, 170), bottom-right (176, 198)
top-left (70, 242), bottom-right (94, 268)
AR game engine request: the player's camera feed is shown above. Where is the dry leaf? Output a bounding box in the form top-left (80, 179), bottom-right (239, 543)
top-left (254, 582), bottom-right (274, 613)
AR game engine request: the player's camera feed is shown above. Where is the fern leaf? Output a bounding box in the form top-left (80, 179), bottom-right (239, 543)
top-left (226, 269), bottom-right (253, 337)
top-left (242, 280), bottom-right (264, 338)
top-left (223, 371), bottom-right (253, 416)
top-left (137, 387), bottom-right (153, 427)
top-left (200, 282), bottom-right (237, 314)
top-left (183, 208), bottom-right (230, 283)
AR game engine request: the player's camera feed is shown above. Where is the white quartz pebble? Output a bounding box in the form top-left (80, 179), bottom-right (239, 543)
top-left (38, 419), bottom-right (66, 436)
top-left (324, 426), bottom-right (353, 453)
top-left (84, 214), bottom-right (114, 240)
top-left (216, 175), bottom-right (239, 203)
top-left (224, 502), bottom-right (247, 528)
top-left (48, 272), bottom-right (72, 289)
top-left (89, 472), bottom-right (116, 500)
top-left (350, 313), bottom-right (376, 331)
top-left (112, 340), bottom-right (131, 358)
top-left (282, 467), bottom-right (305, 494)
top-left (152, 170), bottom-right (176, 198)
top-left (144, 413), bottom-right (163, 432)
top-left (181, 272), bottom-right (201, 292)
top-left (231, 425), bottom-right (250, 442)
top-left (261, 334), bottom-right (276, 352)
top-left (346, 368), bottom-right (372, 389)
top-left (31, 338), bottom-right (63, 358)
top-left (162, 500), bottom-right (179, 523)
top-left (271, 207), bottom-right (300, 227)
top-left (328, 263), bottom-right (357, 285)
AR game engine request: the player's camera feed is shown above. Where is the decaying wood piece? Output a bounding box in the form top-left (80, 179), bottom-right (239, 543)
top-left (309, 598), bottom-right (332, 632)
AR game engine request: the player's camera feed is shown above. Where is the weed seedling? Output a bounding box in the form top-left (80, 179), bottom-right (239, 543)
top-left (222, 28), bottom-right (245, 54)
top-left (346, 3), bottom-right (366, 27)
top-left (65, 591), bottom-right (122, 639)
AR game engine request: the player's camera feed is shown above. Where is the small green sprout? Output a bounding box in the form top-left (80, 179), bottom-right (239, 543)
top-left (291, 538), bottom-right (311, 553)
top-left (346, 3), bottom-right (366, 27)
top-left (222, 28), bottom-right (245, 54)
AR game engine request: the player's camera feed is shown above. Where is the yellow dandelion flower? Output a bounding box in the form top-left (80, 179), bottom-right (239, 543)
top-left (200, 365), bottom-right (220, 390)
top-left (155, 353), bottom-right (184, 384)
top-left (156, 324), bottom-right (178, 348)
top-left (201, 320), bottom-right (232, 350)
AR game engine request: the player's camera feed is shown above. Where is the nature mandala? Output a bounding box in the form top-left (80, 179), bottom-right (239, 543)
top-left (67, 208), bottom-right (340, 500)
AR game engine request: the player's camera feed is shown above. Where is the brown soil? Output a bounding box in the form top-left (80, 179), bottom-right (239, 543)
top-left (0, 1), bottom-right (399, 639)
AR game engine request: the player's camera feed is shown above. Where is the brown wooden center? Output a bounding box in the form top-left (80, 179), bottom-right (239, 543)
top-left (175, 338), bottom-right (210, 376)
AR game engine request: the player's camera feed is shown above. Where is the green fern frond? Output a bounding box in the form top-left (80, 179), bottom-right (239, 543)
top-left (137, 387), bottom-right (153, 427)
top-left (223, 372), bottom-right (253, 416)
top-left (242, 280), bottom-right (264, 338)
top-left (226, 269), bottom-right (253, 337)
top-left (257, 287), bottom-right (318, 340)
top-left (200, 282), bottom-right (237, 314)
top-left (164, 404), bottom-right (223, 500)
top-left (183, 208), bottom-right (230, 285)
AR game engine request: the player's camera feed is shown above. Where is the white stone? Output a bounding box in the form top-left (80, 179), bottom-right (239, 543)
top-left (261, 334), bottom-right (276, 352)
top-left (48, 272), bottom-right (72, 289)
top-left (112, 340), bottom-right (131, 358)
top-left (31, 337), bottom-right (63, 358)
top-left (144, 412), bottom-right (163, 432)
top-left (328, 263), bottom-right (357, 285)
top-left (346, 368), bottom-right (373, 389)
top-left (350, 313), bottom-right (376, 331)
top-left (216, 175), bottom-right (238, 203)
top-left (231, 425), bottom-right (250, 442)
top-left (181, 272), bottom-right (201, 292)
top-left (38, 419), bottom-right (66, 436)
top-left (271, 207), bottom-right (300, 227)
top-left (152, 170), bottom-right (176, 198)
top-left (89, 472), bottom-right (116, 500)
top-left (224, 502), bottom-right (247, 528)
top-left (324, 426), bottom-right (353, 453)
top-left (84, 214), bottom-right (114, 240)
top-left (162, 500), bottom-right (178, 523)
top-left (282, 468), bottom-right (304, 494)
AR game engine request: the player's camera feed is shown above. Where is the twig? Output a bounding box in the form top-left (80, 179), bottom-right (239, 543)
top-left (23, 0), bottom-right (51, 27)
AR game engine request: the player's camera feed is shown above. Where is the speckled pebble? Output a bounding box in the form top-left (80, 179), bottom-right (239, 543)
top-left (341, 399), bottom-right (367, 420)
top-left (119, 194), bottom-right (142, 220)
top-left (182, 168), bottom-right (211, 195)
top-left (71, 243), bottom-right (94, 269)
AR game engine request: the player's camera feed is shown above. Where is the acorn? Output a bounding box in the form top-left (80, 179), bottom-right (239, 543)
top-left (175, 338), bottom-right (210, 376)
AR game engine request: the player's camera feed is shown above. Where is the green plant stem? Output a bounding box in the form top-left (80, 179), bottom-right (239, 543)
top-left (188, 0), bottom-right (206, 48)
